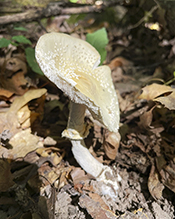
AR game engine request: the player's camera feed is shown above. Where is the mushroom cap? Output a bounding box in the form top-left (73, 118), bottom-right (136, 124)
top-left (35, 32), bottom-right (119, 132)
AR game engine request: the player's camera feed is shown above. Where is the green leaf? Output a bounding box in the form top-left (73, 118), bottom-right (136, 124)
top-left (69, 0), bottom-right (78, 2)
top-left (11, 42), bottom-right (19, 47)
top-left (14, 27), bottom-right (28, 31)
top-left (25, 47), bottom-right (44, 75)
top-left (0, 38), bottom-right (12, 48)
top-left (67, 14), bottom-right (86, 24)
top-left (12, 35), bottom-right (32, 45)
top-left (86, 27), bottom-right (109, 65)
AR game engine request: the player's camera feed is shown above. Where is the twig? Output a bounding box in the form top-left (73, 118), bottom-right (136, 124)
top-left (0, 1), bottom-right (122, 26)
top-left (128, 5), bottom-right (158, 30)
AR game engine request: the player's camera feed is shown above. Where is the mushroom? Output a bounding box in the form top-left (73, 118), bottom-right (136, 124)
top-left (35, 32), bottom-right (121, 199)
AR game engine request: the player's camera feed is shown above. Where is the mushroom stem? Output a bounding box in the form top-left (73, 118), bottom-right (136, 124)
top-left (68, 101), bottom-right (86, 133)
top-left (62, 101), bottom-right (121, 198)
top-left (71, 139), bottom-right (104, 178)
top-left (62, 101), bottom-right (90, 139)
top-left (71, 139), bottom-right (122, 199)
top-left (62, 101), bottom-right (106, 178)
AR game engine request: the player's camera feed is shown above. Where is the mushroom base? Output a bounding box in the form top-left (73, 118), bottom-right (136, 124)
top-left (71, 139), bottom-right (122, 199)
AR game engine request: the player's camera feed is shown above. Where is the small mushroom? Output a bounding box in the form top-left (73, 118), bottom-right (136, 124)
top-left (35, 32), bottom-right (121, 199)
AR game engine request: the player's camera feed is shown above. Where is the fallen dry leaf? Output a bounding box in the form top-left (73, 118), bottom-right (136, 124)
top-left (103, 130), bottom-right (121, 160)
top-left (148, 164), bottom-right (164, 200)
top-left (138, 106), bottom-right (155, 129)
top-left (0, 88), bottom-right (47, 136)
top-left (139, 83), bottom-right (173, 100)
top-left (156, 155), bottom-right (175, 193)
top-left (46, 168), bottom-right (60, 184)
top-left (154, 89), bottom-right (175, 110)
top-left (12, 160), bottom-right (39, 185)
top-left (6, 128), bottom-right (43, 158)
top-left (17, 104), bottom-right (31, 129)
top-left (88, 192), bottom-right (109, 210)
top-left (108, 57), bottom-right (134, 85)
top-left (70, 167), bottom-right (89, 186)
top-left (37, 160), bottom-right (62, 186)
top-left (0, 88), bottom-right (13, 100)
top-left (36, 147), bottom-right (65, 166)
top-left (117, 91), bottom-right (133, 113)
top-left (108, 56), bottom-right (133, 71)
top-left (79, 194), bottom-right (118, 219)
top-left (58, 167), bottom-right (72, 189)
top-left (139, 83), bottom-right (175, 111)
top-left (0, 57), bottom-right (28, 95)
top-left (43, 136), bottom-right (57, 146)
top-left (9, 88), bottom-right (46, 113)
top-left (0, 159), bottom-right (15, 192)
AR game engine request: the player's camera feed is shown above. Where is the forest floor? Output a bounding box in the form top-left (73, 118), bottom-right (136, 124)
top-left (0, 1), bottom-right (175, 219)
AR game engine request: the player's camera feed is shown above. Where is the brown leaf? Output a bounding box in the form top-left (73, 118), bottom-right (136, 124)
top-left (36, 147), bottom-right (65, 166)
top-left (156, 156), bottom-right (175, 193)
top-left (117, 91), bottom-right (133, 113)
top-left (103, 130), bottom-right (121, 160)
top-left (139, 83), bottom-right (175, 110)
top-left (148, 164), bottom-right (164, 200)
top-left (0, 160), bottom-right (15, 192)
top-left (0, 88), bottom-right (13, 100)
top-left (47, 168), bottom-right (60, 184)
top-left (43, 136), bottom-right (57, 146)
top-left (57, 166), bottom-right (73, 189)
top-left (10, 88), bottom-right (47, 113)
top-left (79, 194), bottom-right (118, 219)
top-left (88, 192), bottom-right (109, 210)
top-left (108, 56), bottom-right (133, 71)
top-left (38, 163), bottom-right (54, 186)
top-left (138, 106), bottom-right (155, 129)
top-left (0, 88), bottom-right (47, 136)
top-left (37, 157), bottom-right (69, 187)
top-left (139, 83), bottom-right (173, 100)
top-left (109, 57), bottom-right (134, 87)
top-left (17, 104), bottom-right (31, 129)
top-left (0, 57), bottom-right (28, 95)
top-left (70, 167), bottom-right (89, 185)
top-left (7, 129), bottom-right (43, 158)
top-left (154, 89), bottom-right (175, 110)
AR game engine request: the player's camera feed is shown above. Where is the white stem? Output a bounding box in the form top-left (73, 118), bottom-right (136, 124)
top-left (67, 101), bottom-right (86, 133)
top-left (64, 102), bottom-right (104, 177)
top-left (62, 102), bottom-right (90, 139)
top-left (71, 140), bottom-right (104, 178)
top-left (63, 102), bottom-right (121, 199)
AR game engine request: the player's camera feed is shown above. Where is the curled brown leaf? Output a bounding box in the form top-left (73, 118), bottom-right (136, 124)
top-left (103, 130), bottom-right (121, 160)
top-left (139, 83), bottom-right (173, 101)
top-left (0, 57), bottom-right (29, 95)
top-left (148, 164), bottom-right (164, 200)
